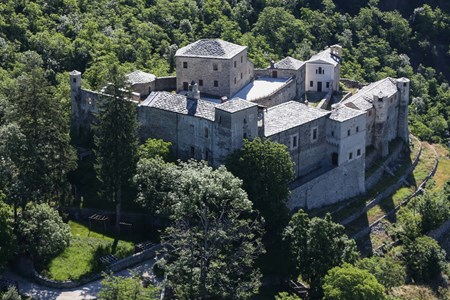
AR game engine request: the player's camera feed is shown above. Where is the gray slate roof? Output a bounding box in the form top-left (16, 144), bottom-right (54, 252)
top-left (126, 70), bottom-right (156, 85)
top-left (274, 57), bottom-right (305, 70)
top-left (264, 101), bottom-right (330, 137)
top-left (175, 39), bottom-right (246, 59)
top-left (216, 98), bottom-right (258, 113)
top-left (329, 105), bottom-right (366, 122)
top-left (308, 48), bottom-right (340, 66)
top-left (342, 77), bottom-right (398, 111)
top-left (140, 92), bottom-right (217, 121)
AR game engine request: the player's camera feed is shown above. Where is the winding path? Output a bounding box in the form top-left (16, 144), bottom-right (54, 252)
top-left (4, 258), bottom-right (157, 300)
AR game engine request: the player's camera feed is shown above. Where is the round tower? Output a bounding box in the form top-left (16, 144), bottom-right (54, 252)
top-left (396, 77), bottom-right (410, 143)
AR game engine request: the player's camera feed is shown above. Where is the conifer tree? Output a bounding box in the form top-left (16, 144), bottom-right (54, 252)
top-left (94, 63), bottom-right (138, 232)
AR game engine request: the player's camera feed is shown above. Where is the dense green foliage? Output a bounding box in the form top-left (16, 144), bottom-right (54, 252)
top-left (0, 193), bottom-right (16, 271)
top-left (356, 256), bottom-right (406, 290)
top-left (158, 161), bottom-right (264, 299)
top-left (97, 273), bottom-right (159, 300)
top-left (402, 236), bottom-right (447, 283)
top-left (18, 202), bottom-right (71, 264)
top-left (323, 263), bottom-right (386, 300)
top-left (284, 210), bottom-right (359, 298)
top-left (0, 287), bottom-right (21, 300)
top-left (94, 64), bottom-right (138, 231)
top-left (138, 138), bottom-right (172, 161)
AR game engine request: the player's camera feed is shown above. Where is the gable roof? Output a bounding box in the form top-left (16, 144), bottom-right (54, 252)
top-left (329, 105), bottom-right (366, 122)
top-left (126, 70), bottom-right (156, 85)
top-left (216, 98), bottom-right (258, 113)
top-left (175, 39), bottom-right (246, 59)
top-left (140, 92), bottom-right (217, 121)
top-left (274, 57), bottom-right (305, 70)
top-left (264, 101), bottom-right (330, 136)
top-left (341, 77), bottom-right (398, 111)
top-left (308, 48), bottom-right (340, 66)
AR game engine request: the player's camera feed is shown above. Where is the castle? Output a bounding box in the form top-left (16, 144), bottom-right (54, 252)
top-left (70, 39), bottom-right (410, 210)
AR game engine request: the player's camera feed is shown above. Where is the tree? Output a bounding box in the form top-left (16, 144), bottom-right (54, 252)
top-left (97, 273), bottom-right (159, 300)
top-left (356, 257), bottom-right (406, 290)
top-left (159, 161), bottom-right (264, 299)
top-left (18, 203), bottom-right (71, 264)
top-left (1, 287), bottom-right (21, 300)
top-left (94, 63), bottom-right (138, 232)
top-left (226, 138), bottom-right (294, 277)
top-left (9, 51), bottom-right (76, 206)
top-left (402, 236), bottom-right (448, 283)
top-left (275, 292), bottom-right (301, 300)
top-left (137, 138), bottom-right (172, 161)
top-left (284, 211), bottom-right (359, 298)
top-left (323, 263), bottom-right (386, 300)
top-left (0, 193), bottom-right (16, 271)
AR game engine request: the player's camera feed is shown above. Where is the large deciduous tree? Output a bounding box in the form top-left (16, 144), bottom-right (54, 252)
top-left (94, 63), bottom-right (138, 232)
top-left (18, 203), bottom-right (71, 264)
top-left (159, 161), bottom-right (264, 299)
top-left (323, 263), bottom-right (386, 300)
top-left (98, 273), bottom-right (159, 300)
top-left (284, 210), bottom-right (359, 298)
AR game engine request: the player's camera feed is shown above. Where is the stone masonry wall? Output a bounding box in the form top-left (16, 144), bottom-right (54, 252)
top-left (289, 157), bottom-right (365, 210)
top-left (155, 76), bottom-right (176, 91)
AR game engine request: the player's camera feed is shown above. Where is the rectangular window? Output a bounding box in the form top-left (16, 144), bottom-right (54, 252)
top-left (243, 132), bottom-right (247, 139)
top-left (349, 152), bottom-right (353, 160)
top-left (234, 77), bottom-right (236, 84)
top-left (199, 79), bottom-right (203, 86)
top-left (191, 146), bottom-right (195, 157)
top-left (234, 61), bottom-right (237, 68)
top-left (183, 62), bottom-right (188, 68)
top-left (347, 129), bottom-right (351, 136)
top-left (331, 130), bottom-right (334, 137)
top-left (213, 63), bottom-right (218, 71)
top-left (205, 128), bottom-right (208, 138)
top-left (326, 82), bottom-right (330, 88)
top-left (310, 81), bottom-right (313, 87)
top-left (356, 126), bottom-right (359, 133)
top-left (313, 128), bottom-right (317, 140)
top-left (357, 149), bottom-right (361, 157)
top-left (214, 80), bottom-right (218, 87)
top-left (240, 73), bottom-right (243, 79)
top-left (241, 56), bottom-right (243, 63)
top-left (290, 134), bottom-right (299, 150)
top-left (72, 78), bottom-right (76, 83)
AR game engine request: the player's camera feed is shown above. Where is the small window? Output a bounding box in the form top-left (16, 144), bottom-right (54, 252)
top-left (234, 61), bottom-right (236, 68)
top-left (326, 82), bottom-right (330, 88)
top-left (318, 67), bottom-right (322, 74)
top-left (243, 132), bottom-right (247, 139)
top-left (356, 126), bottom-right (359, 133)
top-left (72, 78), bottom-right (77, 83)
top-left (322, 69), bottom-right (325, 74)
top-left (219, 116), bottom-right (222, 124)
top-left (312, 128), bottom-right (317, 140)
top-left (213, 63), bottom-right (218, 71)
top-left (290, 134), bottom-right (299, 150)
top-left (191, 146), bottom-right (195, 157)
top-left (331, 130), bottom-right (334, 137)
top-left (347, 129), bottom-right (351, 136)
top-left (199, 80), bottom-right (203, 86)
top-left (205, 128), bottom-right (208, 138)
top-left (240, 73), bottom-right (243, 79)
top-left (243, 118), bottom-right (247, 124)
top-left (214, 80), bottom-right (218, 87)
top-left (349, 152), bottom-right (353, 160)
top-left (357, 149), bottom-right (361, 156)
top-left (234, 77), bottom-right (236, 84)
top-left (310, 81), bottom-right (313, 87)
top-left (205, 149), bottom-right (209, 161)
top-left (183, 62), bottom-right (188, 68)
top-left (403, 82), bottom-right (407, 87)
top-left (241, 56), bottom-right (243, 63)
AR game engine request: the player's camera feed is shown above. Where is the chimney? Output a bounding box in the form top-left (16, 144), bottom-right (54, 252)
top-left (270, 60), bottom-right (275, 69)
top-left (330, 45), bottom-right (342, 58)
top-left (187, 80), bottom-right (200, 101)
top-left (221, 96), bottom-right (228, 103)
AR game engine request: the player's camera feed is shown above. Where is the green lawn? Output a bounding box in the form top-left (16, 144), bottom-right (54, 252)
top-left (42, 221), bottom-right (135, 281)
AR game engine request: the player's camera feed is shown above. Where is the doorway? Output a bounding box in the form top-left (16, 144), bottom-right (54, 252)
top-left (272, 71), bottom-right (278, 78)
top-left (183, 82), bottom-right (189, 90)
top-left (317, 81), bottom-right (322, 92)
top-left (332, 152), bottom-right (338, 166)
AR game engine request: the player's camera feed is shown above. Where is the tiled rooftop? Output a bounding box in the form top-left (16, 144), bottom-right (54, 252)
top-left (126, 70), bottom-right (156, 85)
top-left (342, 77), bottom-right (398, 111)
top-left (216, 98), bottom-right (258, 113)
top-left (264, 101), bottom-right (330, 136)
top-left (329, 105), bottom-right (366, 122)
top-left (274, 57), bottom-right (305, 70)
top-left (175, 39), bottom-right (246, 59)
top-left (140, 92), bottom-right (217, 121)
top-left (308, 48), bottom-right (340, 66)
